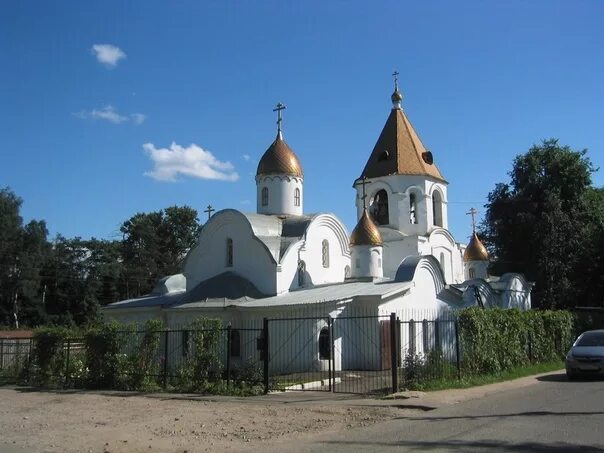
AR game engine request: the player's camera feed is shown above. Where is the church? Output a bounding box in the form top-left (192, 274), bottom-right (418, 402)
top-left (103, 77), bottom-right (532, 373)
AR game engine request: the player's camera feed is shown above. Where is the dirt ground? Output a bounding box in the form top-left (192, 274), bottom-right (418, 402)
top-left (0, 387), bottom-right (402, 453)
top-left (0, 373), bottom-right (554, 452)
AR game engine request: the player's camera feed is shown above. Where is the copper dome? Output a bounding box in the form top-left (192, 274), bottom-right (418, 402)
top-left (350, 210), bottom-right (383, 246)
top-left (463, 233), bottom-right (489, 262)
top-left (256, 133), bottom-right (303, 178)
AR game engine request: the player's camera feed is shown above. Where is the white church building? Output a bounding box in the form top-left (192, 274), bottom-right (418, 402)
top-left (103, 79), bottom-right (532, 375)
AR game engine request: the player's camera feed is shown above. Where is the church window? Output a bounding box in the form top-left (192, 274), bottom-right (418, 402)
top-left (319, 327), bottom-right (331, 360)
top-left (432, 190), bottom-right (443, 227)
top-left (262, 187), bottom-right (269, 206)
top-left (439, 252), bottom-right (445, 273)
top-left (226, 238), bottom-right (233, 267)
top-left (370, 190), bottom-right (389, 225)
top-left (355, 258), bottom-right (360, 269)
top-left (298, 261), bottom-right (306, 287)
top-left (322, 240), bottom-right (330, 268)
top-left (229, 329), bottom-right (241, 358)
top-left (409, 193), bottom-right (418, 224)
top-left (294, 188), bottom-right (300, 206)
top-left (469, 268), bottom-right (476, 279)
top-left (378, 150), bottom-right (389, 162)
top-left (344, 265), bottom-right (351, 278)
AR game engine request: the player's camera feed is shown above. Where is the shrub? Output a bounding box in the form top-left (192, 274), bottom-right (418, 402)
top-left (31, 327), bottom-right (74, 387)
top-left (84, 322), bottom-right (131, 389)
top-left (458, 308), bottom-right (573, 375)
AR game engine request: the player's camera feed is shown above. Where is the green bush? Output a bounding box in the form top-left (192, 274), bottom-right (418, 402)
top-left (173, 317), bottom-right (223, 393)
top-left (458, 308), bottom-right (574, 375)
top-left (31, 327), bottom-right (74, 387)
top-left (84, 322), bottom-right (131, 389)
top-left (123, 319), bottom-right (163, 391)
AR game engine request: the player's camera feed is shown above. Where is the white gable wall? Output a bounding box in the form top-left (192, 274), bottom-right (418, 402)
top-left (183, 211), bottom-right (277, 295)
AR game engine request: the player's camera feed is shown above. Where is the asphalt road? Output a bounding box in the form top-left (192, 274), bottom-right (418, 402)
top-left (287, 372), bottom-right (604, 452)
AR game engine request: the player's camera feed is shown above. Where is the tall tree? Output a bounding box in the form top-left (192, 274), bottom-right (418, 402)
top-left (481, 139), bottom-right (600, 309)
top-left (120, 206), bottom-right (201, 298)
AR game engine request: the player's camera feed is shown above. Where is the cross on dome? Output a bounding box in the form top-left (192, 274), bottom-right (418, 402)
top-left (391, 70), bottom-right (402, 109)
top-left (466, 207), bottom-right (478, 233)
top-left (355, 176), bottom-right (372, 210)
top-left (273, 102), bottom-right (286, 138)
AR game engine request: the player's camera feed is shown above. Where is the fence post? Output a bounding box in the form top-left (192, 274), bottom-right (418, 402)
top-left (454, 320), bottom-right (461, 381)
top-left (162, 330), bottom-right (169, 389)
top-left (328, 317), bottom-right (333, 392)
top-left (390, 313), bottom-right (398, 394)
top-left (226, 324), bottom-right (232, 388)
top-left (263, 318), bottom-right (269, 394)
top-left (0, 339), bottom-right (4, 370)
top-left (64, 338), bottom-right (71, 389)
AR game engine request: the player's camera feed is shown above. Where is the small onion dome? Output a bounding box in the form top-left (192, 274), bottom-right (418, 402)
top-left (256, 133), bottom-right (303, 178)
top-left (463, 232), bottom-right (489, 262)
top-left (391, 88), bottom-right (403, 104)
top-left (350, 209), bottom-right (383, 246)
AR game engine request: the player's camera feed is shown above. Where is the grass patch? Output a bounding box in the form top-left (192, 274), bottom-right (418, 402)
top-left (410, 361), bottom-right (564, 392)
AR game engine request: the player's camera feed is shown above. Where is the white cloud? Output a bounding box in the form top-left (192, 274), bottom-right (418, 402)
top-left (75, 106), bottom-right (145, 125)
top-left (130, 113), bottom-right (146, 124)
top-left (91, 44), bottom-right (126, 67)
top-left (242, 154), bottom-right (251, 161)
top-left (143, 142), bottom-right (239, 182)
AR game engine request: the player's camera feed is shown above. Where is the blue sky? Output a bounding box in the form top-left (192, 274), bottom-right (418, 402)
top-left (1, 1), bottom-right (603, 243)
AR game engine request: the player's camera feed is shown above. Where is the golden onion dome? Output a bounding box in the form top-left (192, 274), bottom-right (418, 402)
top-left (463, 232), bottom-right (489, 262)
top-left (256, 132), bottom-right (303, 178)
top-left (350, 209), bottom-right (383, 246)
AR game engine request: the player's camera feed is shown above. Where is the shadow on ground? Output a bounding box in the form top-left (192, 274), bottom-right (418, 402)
top-left (318, 439), bottom-right (604, 452)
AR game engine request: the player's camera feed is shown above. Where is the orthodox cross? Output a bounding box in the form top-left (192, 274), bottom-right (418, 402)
top-left (466, 207), bottom-right (478, 233)
top-left (273, 102), bottom-right (286, 134)
top-left (356, 176), bottom-right (371, 209)
top-left (204, 204), bottom-right (215, 221)
top-left (392, 70), bottom-right (400, 90)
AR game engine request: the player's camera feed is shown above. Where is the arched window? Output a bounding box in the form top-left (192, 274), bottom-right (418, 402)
top-left (297, 261), bottom-right (306, 287)
top-left (370, 190), bottom-right (389, 225)
top-left (226, 238), bottom-right (233, 267)
top-left (322, 240), bottom-right (329, 268)
top-left (469, 268), bottom-right (476, 279)
top-left (229, 329), bottom-right (240, 358)
top-left (319, 326), bottom-right (331, 360)
top-left (409, 193), bottom-right (418, 224)
top-left (294, 188), bottom-right (300, 207)
top-left (261, 187), bottom-right (269, 206)
top-left (432, 190), bottom-right (443, 227)
top-left (344, 265), bottom-right (351, 278)
top-left (439, 252), bottom-right (445, 273)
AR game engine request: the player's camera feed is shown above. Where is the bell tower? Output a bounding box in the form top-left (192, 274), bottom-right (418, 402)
top-left (353, 73), bottom-right (449, 236)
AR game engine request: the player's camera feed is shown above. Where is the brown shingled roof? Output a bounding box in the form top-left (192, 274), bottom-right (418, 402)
top-left (361, 108), bottom-right (446, 182)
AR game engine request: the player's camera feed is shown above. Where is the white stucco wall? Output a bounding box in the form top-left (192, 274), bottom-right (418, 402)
top-left (256, 175), bottom-right (303, 216)
top-left (183, 211), bottom-right (277, 295)
top-left (354, 174), bottom-right (448, 236)
top-left (351, 245), bottom-right (383, 279)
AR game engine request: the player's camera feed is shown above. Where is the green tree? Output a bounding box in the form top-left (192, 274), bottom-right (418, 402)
top-left (481, 139), bottom-right (600, 309)
top-left (120, 206), bottom-right (201, 298)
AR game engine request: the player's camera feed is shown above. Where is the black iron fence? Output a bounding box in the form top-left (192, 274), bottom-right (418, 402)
top-left (0, 310), bottom-right (566, 395)
top-left (0, 326), bottom-right (264, 393)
